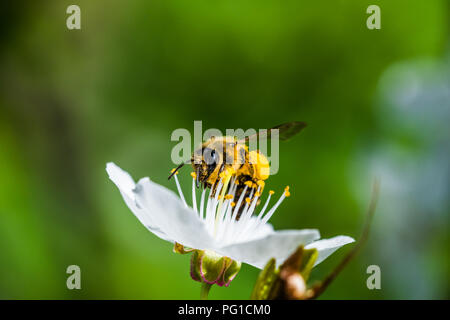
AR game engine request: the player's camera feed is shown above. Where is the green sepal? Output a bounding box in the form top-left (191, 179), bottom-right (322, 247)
top-left (173, 242), bottom-right (194, 254)
top-left (299, 247), bottom-right (318, 281)
top-left (199, 250), bottom-right (224, 283)
top-left (190, 250), bottom-right (203, 282)
top-left (190, 250), bottom-right (241, 287)
top-left (221, 257), bottom-right (241, 287)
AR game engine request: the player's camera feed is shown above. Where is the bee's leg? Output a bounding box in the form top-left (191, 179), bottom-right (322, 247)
top-left (233, 183), bottom-right (247, 220)
top-left (210, 180), bottom-right (217, 197)
top-left (236, 201), bottom-right (246, 221)
top-left (235, 176), bottom-right (258, 220)
top-left (217, 163), bottom-right (225, 175)
top-left (234, 186), bottom-right (242, 220)
top-left (196, 167), bottom-right (200, 188)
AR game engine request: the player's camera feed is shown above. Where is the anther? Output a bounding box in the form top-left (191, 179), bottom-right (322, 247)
top-left (284, 186), bottom-right (291, 197)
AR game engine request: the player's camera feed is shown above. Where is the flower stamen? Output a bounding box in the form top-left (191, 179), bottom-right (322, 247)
top-left (191, 172), bottom-right (198, 212)
top-left (172, 168), bottom-right (187, 207)
top-left (259, 186), bottom-right (290, 226)
top-left (169, 172), bottom-right (291, 246)
top-left (199, 187), bottom-right (207, 219)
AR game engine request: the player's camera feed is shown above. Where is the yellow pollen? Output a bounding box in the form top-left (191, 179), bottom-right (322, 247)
top-left (284, 186), bottom-right (290, 192)
top-left (234, 180), bottom-right (240, 185)
top-left (245, 197), bottom-right (251, 204)
top-left (284, 191), bottom-right (291, 197)
top-left (255, 192), bottom-right (261, 197)
top-left (225, 194), bottom-right (233, 200)
top-left (231, 202), bottom-right (236, 207)
top-left (190, 172), bottom-right (197, 179)
top-left (257, 180), bottom-right (265, 188)
top-left (219, 169), bottom-right (233, 180)
top-left (269, 190), bottom-right (275, 195)
top-left (244, 181), bottom-right (253, 188)
top-left (170, 168), bottom-right (179, 175)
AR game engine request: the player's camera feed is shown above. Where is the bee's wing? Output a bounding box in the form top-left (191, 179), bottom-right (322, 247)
top-left (239, 121), bottom-right (307, 143)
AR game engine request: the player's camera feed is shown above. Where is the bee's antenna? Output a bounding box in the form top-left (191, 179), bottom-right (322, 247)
top-left (168, 163), bottom-right (185, 180)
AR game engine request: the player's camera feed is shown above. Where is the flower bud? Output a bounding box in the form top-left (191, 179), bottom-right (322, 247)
top-left (250, 245), bottom-right (318, 300)
top-left (190, 250), bottom-right (241, 287)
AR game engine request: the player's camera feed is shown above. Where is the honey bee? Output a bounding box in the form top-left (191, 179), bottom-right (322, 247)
top-left (169, 122), bottom-right (306, 218)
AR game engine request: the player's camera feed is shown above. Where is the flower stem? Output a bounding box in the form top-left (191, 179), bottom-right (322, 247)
top-left (200, 283), bottom-right (212, 300)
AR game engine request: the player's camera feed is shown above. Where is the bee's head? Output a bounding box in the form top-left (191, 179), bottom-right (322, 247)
top-left (191, 146), bottom-right (221, 187)
top-left (168, 140), bottom-right (221, 183)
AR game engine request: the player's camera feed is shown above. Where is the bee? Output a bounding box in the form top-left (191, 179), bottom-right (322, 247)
top-left (169, 121), bottom-right (307, 218)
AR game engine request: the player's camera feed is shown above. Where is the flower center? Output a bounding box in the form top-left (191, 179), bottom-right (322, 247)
top-left (170, 168), bottom-right (290, 245)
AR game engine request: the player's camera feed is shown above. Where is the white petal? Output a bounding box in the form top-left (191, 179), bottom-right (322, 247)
top-left (217, 229), bottom-right (320, 269)
top-left (106, 162), bottom-right (136, 200)
top-left (241, 218), bottom-right (274, 242)
top-left (106, 163), bottom-right (171, 241)
top-left (252, 220), bottom-right (274, 239)
top-left (133, 177), bottom-right (216, 250)
top-left (305, 235), bottom-right (355, 266)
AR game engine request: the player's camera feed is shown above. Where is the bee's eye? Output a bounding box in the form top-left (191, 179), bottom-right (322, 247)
top-left (204, 148), bottom-right (218, 165)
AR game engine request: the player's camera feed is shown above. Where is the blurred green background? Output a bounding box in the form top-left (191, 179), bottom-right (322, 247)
top-left (0, 0), bottom-right (448, 299)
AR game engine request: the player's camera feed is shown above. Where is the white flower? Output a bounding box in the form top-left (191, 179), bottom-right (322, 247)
top-left (106, 162), bottom-right (354, 270)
